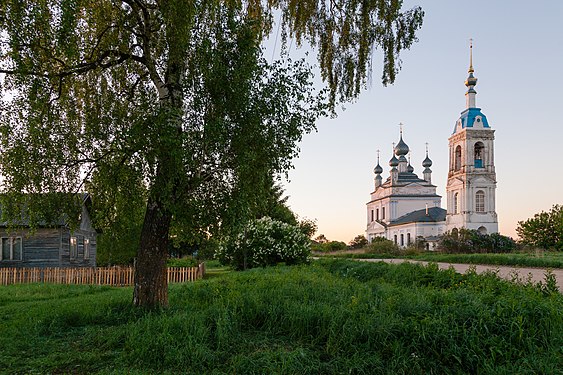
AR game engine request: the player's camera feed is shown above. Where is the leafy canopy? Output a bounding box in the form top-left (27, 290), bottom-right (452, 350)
top-left (517, 205), bottom-right (563, 250)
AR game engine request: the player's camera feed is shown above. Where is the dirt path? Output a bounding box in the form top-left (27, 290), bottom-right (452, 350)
top-left (355, 258), bottom-right (563, 290)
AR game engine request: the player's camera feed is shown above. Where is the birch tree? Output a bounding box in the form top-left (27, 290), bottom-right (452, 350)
top-left (0, 0), bottom-right (423, 307)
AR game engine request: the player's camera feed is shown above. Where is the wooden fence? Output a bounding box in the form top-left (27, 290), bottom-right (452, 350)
top-left (0, 263), bottom-right (205, 286)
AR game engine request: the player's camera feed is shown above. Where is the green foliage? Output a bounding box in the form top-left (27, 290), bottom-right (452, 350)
top-left (215, 217), bottom-right (311, 270)
top-left (349, 234), bottom-right (368, 249)
top-left (439, 228), bottom-right (516, 253)
top-left (517, 204), bottom-right (563, 250)
top-left (368, 236), bottom-right (400, 254)
top-left (1, 261), bottom-right (562, 374)
top-left (90, 167), bottom-right (147, 266)
top-left (166, 257), bottom-right (198, 268)
top-left (297, 218), bottom-right (317, 239)
top-left (311, 240), bottom-right (348, 252)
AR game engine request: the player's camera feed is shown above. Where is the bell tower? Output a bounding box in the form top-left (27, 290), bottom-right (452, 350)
top-left (445, 41), bottom-right (498, 234)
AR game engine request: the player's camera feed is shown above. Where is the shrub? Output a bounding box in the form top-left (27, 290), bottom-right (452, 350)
top-left (349, 234), bottom-right (368, 249)
top-left (439, 228), bottom-right (516, 253)
top-left (311, 240), bottom-right (347, 252)
top-left (368, 237), bottom-right (399, 254)
top-left (325, 241), bottom-right (347, 251)
top-left (215, 217), bottom-right (311, 270)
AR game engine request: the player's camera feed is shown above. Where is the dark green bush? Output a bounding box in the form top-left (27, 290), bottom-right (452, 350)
top-left (311, 240), bottom-right (347, 252)
top-left (439, 228), bottom-right (516, 253)
top-left (368, 236), bottom-right (399, 254)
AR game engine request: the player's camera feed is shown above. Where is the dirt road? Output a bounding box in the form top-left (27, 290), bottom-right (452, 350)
top-left (354, 258), bottom-right (563, 290)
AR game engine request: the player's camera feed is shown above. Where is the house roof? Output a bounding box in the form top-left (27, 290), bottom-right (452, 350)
top-left (382, 171), bottom-right (434, 186)
top-left (389, 207), bottom-right (446, 226)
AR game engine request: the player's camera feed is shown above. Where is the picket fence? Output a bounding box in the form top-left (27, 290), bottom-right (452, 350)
top-left (0, 263), bottom-right (205, 286)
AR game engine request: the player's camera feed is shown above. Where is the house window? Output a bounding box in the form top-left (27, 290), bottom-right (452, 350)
top-left (400, 234), bottom-right (404, 246)
top-left (382, 207), bottom-right (386, 220)
top-left (474, 142), bottom-right (484, 168)
top-left (407, 233), bottom-right (411, 246)
top-left (376, 209), bottom-right (379, 220)
top-left (454, 145), bottom-right (462, 171)
top-left (453, 193), bottom-right (459, 214)
top-left (70, 237), bottom-right (78, 259)
top-left (476, 190), bottom-right (485, 213)
top-left (84, 238), bottom-right (90, 260)
top-left (393, 235), bottom-right (397, 244)
top-left (1, 237), bottom-right (22, 261)
top-left (371, 210), bottom-right (374, 222)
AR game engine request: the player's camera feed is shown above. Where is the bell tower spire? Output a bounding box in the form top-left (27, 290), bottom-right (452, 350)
top-left (465, 39), bottom-right (478, 109)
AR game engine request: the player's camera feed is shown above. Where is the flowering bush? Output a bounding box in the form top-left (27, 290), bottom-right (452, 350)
top-left (216, 217), bottom-right (311, 270)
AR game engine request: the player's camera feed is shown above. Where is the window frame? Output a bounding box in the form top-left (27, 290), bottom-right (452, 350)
top-left (84, 238), bottom-right (90, 260)
top-left (0, 237), bottom-right (23, 261)
top-left (475, 190), bottom-right (485, 213)
top-left (70, 236), bottom-right (78, 259)
top-left (454, 145), bottom-right (462, 171)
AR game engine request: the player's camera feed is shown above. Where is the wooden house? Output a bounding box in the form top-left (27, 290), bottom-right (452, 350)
top-left (0, 194), bottom-right (97, 268)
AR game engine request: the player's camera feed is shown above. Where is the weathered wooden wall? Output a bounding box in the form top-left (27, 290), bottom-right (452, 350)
top-left (0, 226), bottom-right (97, 268)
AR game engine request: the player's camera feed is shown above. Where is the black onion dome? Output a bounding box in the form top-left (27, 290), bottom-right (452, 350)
top-left (374, 163), bottom-right (383, 174)
top-left (394, 136), bottom-right (410, 156)
top-left (389, 155), bottom-right (399, 167)
top-left (422, 155), bottom-right (433, 168)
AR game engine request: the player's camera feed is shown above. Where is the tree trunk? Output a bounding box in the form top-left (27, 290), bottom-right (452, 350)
top-left (133, 194), bottom-right (172, 308)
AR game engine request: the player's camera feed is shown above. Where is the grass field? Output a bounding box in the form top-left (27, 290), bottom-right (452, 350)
top-left (325, 249), bottom-right (563, 269)
top-left (0, 260), bottom-right (561, 374)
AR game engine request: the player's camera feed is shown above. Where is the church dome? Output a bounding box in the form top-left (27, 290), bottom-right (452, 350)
top-left (394, 135), bottom-right (409, 156)
top-left (465, 72), bottom-right (477, 87)
top-left (422, 155), bottom-right (432, 168)
top-left (373, 163), bottom-right (383, 174)
top-left (407, 163), bottom-right (414, 173)
top-left (389, 155), bottom-right (399, 167)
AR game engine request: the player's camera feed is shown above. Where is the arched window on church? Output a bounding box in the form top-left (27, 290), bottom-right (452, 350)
top-left (475, 190), bottom-right (485, 213)
top-left (474, 142), bottom-right (484, 168)
top-left (453, 192), bottom-right (459, 214)
top-left (454, 145), bottom-right (462, 171)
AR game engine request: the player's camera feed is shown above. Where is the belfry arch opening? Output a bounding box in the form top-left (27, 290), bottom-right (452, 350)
top-left (454, 145), bottom-right (462, 171)
top-left (474, 142), bottom-right (484, 168)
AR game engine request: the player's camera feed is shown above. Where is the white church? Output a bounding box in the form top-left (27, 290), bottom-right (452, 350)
top-left (366, 45), bottom-right (498, 248)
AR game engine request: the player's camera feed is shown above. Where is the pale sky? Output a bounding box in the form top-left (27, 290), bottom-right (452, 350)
top-left (280, 1), bottom-right (563, 242)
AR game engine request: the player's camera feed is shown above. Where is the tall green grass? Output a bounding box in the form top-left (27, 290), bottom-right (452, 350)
top-left (0, 260), bottom-right (561, 374)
